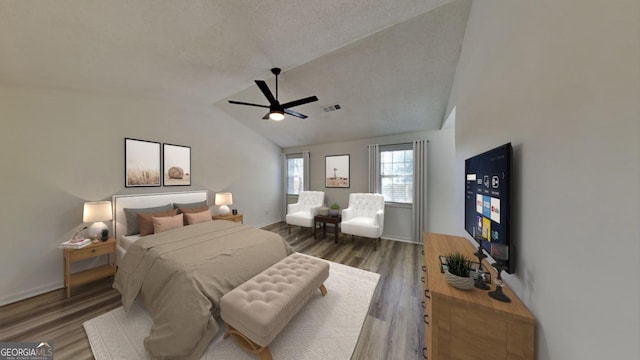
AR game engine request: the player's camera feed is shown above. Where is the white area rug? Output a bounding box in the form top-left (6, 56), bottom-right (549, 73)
top-left (84, 258), bottom-right (380, 360)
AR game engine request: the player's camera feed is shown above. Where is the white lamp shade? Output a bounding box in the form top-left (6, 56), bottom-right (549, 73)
top-left (215, 192), bottom-right (233, 206)
top-left (83, 201), bottom-right (113, 223)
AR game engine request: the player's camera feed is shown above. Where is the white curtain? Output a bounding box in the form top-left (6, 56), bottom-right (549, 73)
top-left (412, 139), bottom-right (428, 243)
top-left (281, 153), bottom-right (287, 220)
top-left (281, 152), bottom-right (310, 220)
top-left (302, 151), bottom-right (310, 190)
top-left (368, 144), bottom-right (380, 193)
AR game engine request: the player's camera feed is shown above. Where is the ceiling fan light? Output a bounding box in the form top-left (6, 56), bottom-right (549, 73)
top-left (269, 111), bottom-right (285, 121)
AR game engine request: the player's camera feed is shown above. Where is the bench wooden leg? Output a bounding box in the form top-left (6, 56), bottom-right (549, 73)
top-left (224, 323), bottom-right (273, 360)
top-left (319, 283), bottom-right (327, 296)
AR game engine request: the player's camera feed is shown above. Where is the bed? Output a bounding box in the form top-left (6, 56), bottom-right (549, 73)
top-left (111, 191), bottom-right (292, 360)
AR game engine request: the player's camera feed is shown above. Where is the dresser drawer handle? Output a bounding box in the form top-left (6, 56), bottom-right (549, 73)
top-left (422, 265), bottom-right (426, 272)
top-left (421, 276), bottom-right (425, 283)
top-left (421, 301), bottom-right (425, 309)
top-left (424, 289), bottom-right (430, 299)
top-left (423, 314), bottom-right (429, 325)
top-left (92, 249), bottom-right (96, 253)
top-left (421, 249), bottom-right (424, 255)
top-left (423, 347), bottom-right (428, 359)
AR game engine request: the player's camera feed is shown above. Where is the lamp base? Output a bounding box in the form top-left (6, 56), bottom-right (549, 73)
top-left (88, 222), bottom-right (108, 240)
top-left (218, 205), bottom-right (231, 216)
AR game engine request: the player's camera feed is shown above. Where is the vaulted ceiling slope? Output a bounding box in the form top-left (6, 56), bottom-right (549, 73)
top-left (0, 0), bottom-right (470, 148)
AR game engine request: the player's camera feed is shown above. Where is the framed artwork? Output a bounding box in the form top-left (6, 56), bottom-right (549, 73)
top-left (163, 143), bottom-right (191, 186)
top-left (125, 138), bottom-right (161, 187)
top-left (325, 154), bottom-right (350, 188)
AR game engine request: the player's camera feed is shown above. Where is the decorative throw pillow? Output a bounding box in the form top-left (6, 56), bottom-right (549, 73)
top-left (177, 205), bottom-right (210, 214)
top-left (177, 205), bottom-right (210, 224)
top-left (173, 200), bottom-right (207, 210)
top-left (138, 209), bottom-right (179, 236)
top-left (153, 213), bottom-right (184, 234)
top-left (123, 204), bottom-right (173, 235)
top-left (185, 210), bottom-right (212, 225)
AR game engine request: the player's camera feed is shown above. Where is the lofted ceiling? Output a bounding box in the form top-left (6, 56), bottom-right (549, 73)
top-left (0, 0), bottom-right (470, 148)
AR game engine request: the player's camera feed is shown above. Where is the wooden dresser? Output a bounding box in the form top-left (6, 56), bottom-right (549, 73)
top-left (422, 232), bottom-right (534, 360)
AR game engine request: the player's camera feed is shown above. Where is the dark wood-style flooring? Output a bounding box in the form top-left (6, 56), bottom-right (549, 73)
top-left (0, 222), bottom-right (423, 359)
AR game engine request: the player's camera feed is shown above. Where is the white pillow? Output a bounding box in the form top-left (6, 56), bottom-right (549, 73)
top-left (185, 210), bottom-right (212, 225)
top-left (153, 213), bottom-right (184, 233)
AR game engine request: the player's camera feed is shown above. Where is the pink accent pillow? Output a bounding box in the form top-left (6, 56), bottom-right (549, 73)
top-left (185, 210), bottom-right (212, 225)
top-left (153, 213), bottom-right (184, 233)
top-left (138, 209), bottom-right (179, 236)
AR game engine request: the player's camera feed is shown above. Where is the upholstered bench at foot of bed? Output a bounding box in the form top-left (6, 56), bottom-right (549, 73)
top-left (220, 253), bottom-right (330, 360)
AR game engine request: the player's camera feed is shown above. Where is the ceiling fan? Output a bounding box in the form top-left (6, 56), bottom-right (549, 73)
top-left (228, 68), bottom-right (318, 121)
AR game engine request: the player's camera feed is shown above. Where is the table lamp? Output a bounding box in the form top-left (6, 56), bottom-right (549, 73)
top-left (83, 201), bottom-right (113, 241)
top-left (215, 192), bottom-right (233, 216)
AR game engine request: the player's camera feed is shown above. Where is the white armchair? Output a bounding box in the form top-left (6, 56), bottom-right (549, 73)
top-left (286, 191), bottom-right (325, 233)
top-left (340, 193), bottom-right (385, 250)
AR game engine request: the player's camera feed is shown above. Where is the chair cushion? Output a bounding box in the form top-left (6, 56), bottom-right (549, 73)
top-left (286, 211), bottom-right (314, 227)
top-left (341, 216), bottom-right (381, 239)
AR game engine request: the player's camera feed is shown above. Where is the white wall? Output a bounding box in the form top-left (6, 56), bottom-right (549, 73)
top-left (284, 128), bottom-right (457, 241)
top-left (447, 1), bottom-right (640, 359)
top-left (0, 85), bottom-right (282, 305)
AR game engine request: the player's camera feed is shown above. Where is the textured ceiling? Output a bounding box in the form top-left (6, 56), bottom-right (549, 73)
top-left (0, 0), bottom-right (470, 148)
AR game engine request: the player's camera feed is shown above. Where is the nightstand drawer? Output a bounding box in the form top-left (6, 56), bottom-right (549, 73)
top-left (68, 242), bottom-right (114, 261)
top-left (212, 213), bottom-right (243, 223)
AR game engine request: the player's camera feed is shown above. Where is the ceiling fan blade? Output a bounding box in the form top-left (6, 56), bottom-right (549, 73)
top-left (228, 100), bottom-right (270, 109)
top-left (255, 80), bottom-right (278, 105)
top-left (284, 109), bottom-right (308, 119)
top-left (281, 96), bottom-right (318, 109)
top-left (262, 112), bottom-right (271, 120)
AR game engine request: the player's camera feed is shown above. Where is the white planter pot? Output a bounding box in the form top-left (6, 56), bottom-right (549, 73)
top-left (444, 270), bottom-right (474, 290)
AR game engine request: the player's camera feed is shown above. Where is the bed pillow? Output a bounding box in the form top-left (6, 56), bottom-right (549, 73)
top-left (177, 205), bottom-right (210, 224)
top-left (177, 205), bottom-right (209, 214)
top-left (123, 204), bottom-right (173, 235)
top-left (185, 210), bottom-right (213, 225)
top-left (153, 213), bottom-right (184, 234)
top-left (173, 200), bottom-right (207, 210)
top-left (138, 209), bottom-right (179, 236)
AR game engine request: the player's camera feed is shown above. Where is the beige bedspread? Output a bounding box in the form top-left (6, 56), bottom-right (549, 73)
top-left (113, 220), bottom-right (292, 360)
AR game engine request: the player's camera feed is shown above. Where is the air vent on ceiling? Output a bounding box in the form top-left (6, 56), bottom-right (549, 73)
top-left (321, 104), bottom-right (342, 112)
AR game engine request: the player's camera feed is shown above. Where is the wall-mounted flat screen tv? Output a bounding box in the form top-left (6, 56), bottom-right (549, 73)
top-left (464, 143), bottom-right (514, 274)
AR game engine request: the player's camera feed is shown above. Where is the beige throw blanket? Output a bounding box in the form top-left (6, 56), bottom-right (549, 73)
top-left (113, 220), bottom-right (292, 360)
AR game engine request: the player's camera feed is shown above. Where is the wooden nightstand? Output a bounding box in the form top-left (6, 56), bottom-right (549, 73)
top-left (63, 238), bottom-right (117, 298)
top-left (212, 213), bottom-right (243, 224)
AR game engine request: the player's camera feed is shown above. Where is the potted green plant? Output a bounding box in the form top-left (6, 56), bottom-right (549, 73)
top-left (444, 252), bottom-right (474, 290)
top-left (329, 202), bottom-right (340, 216)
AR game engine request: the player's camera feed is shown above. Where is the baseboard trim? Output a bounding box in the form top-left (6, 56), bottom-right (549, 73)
top-left (0, 281), bottom-right (63, 307)
top-left (254, 219), bottom-right (282, 229)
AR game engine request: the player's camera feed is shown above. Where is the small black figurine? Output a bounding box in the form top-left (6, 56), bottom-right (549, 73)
top-left (488, 261), bottom-right (511, 303)
top-left (473, 245), bottom-right (490, 290)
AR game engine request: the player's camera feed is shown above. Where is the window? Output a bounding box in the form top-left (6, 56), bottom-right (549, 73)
top-left (380, 145), bottom-right (413, 203)
top-left (287, 157), bottom-right (304, 195)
